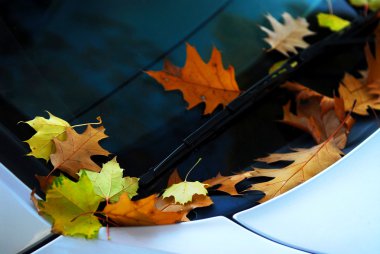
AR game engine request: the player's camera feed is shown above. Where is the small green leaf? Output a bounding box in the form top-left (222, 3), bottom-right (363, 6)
top-left (269, 60), bottom-right (287, 74)
top-left (37, 171), bottom-right (102, 238)
top-left (162, 181), bottom-right (208, 205)
top-left (85, 157), bottom-right (139, 203)
top-left (268, 60), bottom-right (298, 75)
top-left (24, 112), bottom-right (70, 161)
top-left (317, 13), bottom-right (350, 32)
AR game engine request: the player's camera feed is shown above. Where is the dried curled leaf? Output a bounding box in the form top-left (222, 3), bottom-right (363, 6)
top-left (85, 157), bottom-right (139, 203)
top-left (248, 139), bottom-right (343, 202)
top-left (162, 181), bottom-right (208, 205)
top-left (32, 171), bottom-right (102, 238)
top-left (24, 112), bottom-right (70, 161)
top-left (50, 126), bottom-right (110, 178)
top-left (146, 44), bottom-right (240, 114)
top-left (339, 27), bottom-right (380, 115)
top-left (260, 12), bottom-right (314, 56)
top-left (339, 73), bottom-right (380, 115)
top-left (104, 194), bottom-right (188, 226)
top-left (282, 82), bottom-right (354, 148)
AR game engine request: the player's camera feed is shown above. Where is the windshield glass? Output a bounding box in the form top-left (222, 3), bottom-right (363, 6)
top-left (0, 0), bottom-right (377, 218)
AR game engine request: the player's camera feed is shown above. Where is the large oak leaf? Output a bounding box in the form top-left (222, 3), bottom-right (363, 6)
top-left (248, 139), bottom-right (343, 202)
top-left (50, 126), bottom-right (110, 178)
top-left (146, 44), bottom-right (240, 114)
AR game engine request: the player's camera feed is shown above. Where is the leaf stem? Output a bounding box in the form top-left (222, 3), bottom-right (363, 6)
top-left (71, 117), bottom-right (102, 128)
top-left (327, 0), bottom-right (333, 14)
top-left (184, 158), bottom-right (202, 181)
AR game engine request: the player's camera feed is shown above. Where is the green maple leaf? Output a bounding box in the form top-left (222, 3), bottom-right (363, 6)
top-left (317, 13), bottom-right (350, 32)
top-left (24, 112), bottom-right (70, 161)
top-left (162, 181), bottom-right (208, 205)
top-left (85, 157), bottom-right (139, 203)
top-left (37, 171), bottom-right (102, 238)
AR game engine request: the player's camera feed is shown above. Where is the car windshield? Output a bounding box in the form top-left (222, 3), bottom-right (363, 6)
top-left (0, 0), bottom-right (378, 219)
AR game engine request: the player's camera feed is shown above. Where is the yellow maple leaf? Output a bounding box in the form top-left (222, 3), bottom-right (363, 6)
top-left (162, 181), bottom-right (208, 205)
top-left (24, 112), bottom-right (70, 161)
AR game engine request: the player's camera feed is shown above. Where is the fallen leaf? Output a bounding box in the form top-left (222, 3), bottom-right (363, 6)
top-left (248, 139), bottom-right (343, 202)
top-left (167, 169), bottom-right (182, 187)
top-left (260, 12), bottom-right (314, 56)
top-left (146, 44), bottom-right (240, 114)
top-left (156, 195), bottom-right (213, 214)
top-left (365, 27), bottom-right (380, 96)
top-left (203, 171), bottom-right (254, 196)
top-left (103, 193), bottom-right (188, 226)
top-left (24, 112), bottom-right (70, 161)
top-left (338, 27), bottom-right (380, 115)
top-left (35, 175), bottom-right (56, 193)
top-left (317, 13), bottom-right (350, 32)
top-left (85, 157), bottom-right (139, 203)
top-left (50, 126), bottom-right (110, 178)
top-left (339, 73), bottom-right (380, 115)
top-left (162, 181), bottom-right (208, 205)
top-left (33, 171), bottom-right (102, 238)
top-left (282, 82), bottom-right (354, 148)
top-left (349, 0), bottom-right (380, 11)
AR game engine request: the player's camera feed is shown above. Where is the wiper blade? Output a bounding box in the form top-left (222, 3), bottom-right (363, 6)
top-left (138, 12), bottom-right (379, 196)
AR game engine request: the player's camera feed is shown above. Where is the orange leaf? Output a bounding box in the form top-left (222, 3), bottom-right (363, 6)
top-left (282, 82), bottom-right (354, 148)
top-left (249, 139), bottom-right (343, 202)
top-left (167, 169), bottom-right (182, 187)
top-left (50, 126), bottom-right (110, 178)
top-left (338, 27), bottom-right (380, 115)
top-left (146, 44), bottom-right (240, 114)
top-left (35, 175), bottom-right (56, 193)
top-left (339, 73), bottom-right (380, 115)
top-left (156, 195), bottom-right (213, 213)
top-left (103, 194), bottom-right (188, 226)
top-left (203, 171), bottom-right (254, 196)
top-left (365, 26), bottom-right (380, 96)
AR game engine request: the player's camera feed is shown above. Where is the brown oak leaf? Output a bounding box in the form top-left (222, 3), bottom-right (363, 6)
top-left (50, 126), bottom-right (110, 178)
top-left (248, 139), bottom-right (343, 202)
top-left (146, 44), bottom-right (240, 115)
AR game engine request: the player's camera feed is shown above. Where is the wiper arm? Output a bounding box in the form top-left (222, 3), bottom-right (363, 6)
top-left (138, 12), bottom-right (379, 196)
